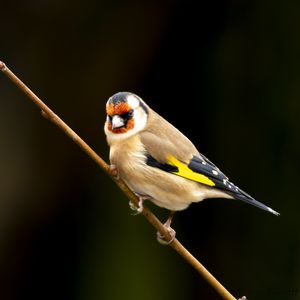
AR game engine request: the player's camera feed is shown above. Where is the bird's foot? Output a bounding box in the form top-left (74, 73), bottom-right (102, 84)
top-left (156, 226), bottom-right (176, 245)
top-left (129, 194), bottom-right (149, 215)
top-left (109, 164), bottom-right (119, 180)
top-left (156, 211), bottom-right (176, 245)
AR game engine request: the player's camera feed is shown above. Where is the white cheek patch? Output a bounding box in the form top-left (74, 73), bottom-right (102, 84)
top-left (133, 108), bottom-right (147, 132)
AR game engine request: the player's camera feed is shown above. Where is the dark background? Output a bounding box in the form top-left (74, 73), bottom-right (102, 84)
top-left (0, 1), bottom-right (299, 299)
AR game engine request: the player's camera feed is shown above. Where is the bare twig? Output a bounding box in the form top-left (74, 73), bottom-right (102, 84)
top-left (0, 60), bottom-right (245, 300)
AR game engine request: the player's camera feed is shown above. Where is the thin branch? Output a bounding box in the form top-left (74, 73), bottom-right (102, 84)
top-left (0, 60), bottom-right (245, 300)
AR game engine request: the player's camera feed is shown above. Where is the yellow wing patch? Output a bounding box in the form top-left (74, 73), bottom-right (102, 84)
top-left (167, 156), bottom-right (215, 186)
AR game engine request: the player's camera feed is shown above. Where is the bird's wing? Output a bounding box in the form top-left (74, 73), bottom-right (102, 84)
top-left (145, 145), bottom-right (230, 190)
top-left (141, 111), bottom-right (228, 188)
top-left (140, 128), bottom-right (279, 216)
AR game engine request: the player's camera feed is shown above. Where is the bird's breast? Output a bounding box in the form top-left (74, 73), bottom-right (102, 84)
top-left (109, 136), bottom-right (147, 176)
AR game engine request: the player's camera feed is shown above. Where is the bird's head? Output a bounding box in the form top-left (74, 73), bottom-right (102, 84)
top-left (104, 92), bottom-right (149, 141)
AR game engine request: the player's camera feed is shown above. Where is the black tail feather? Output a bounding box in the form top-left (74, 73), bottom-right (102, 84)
top-left (226, 188), bottom-right (280, 216)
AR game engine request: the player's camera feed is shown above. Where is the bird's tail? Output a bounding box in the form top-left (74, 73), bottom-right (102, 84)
top-left (226, 183), bottom-right (280, 216)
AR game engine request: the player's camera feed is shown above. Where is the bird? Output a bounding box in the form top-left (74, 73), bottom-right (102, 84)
top-left (104, 92), bottom-right (279, 243)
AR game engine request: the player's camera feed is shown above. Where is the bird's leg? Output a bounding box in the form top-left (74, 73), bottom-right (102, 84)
top-left (109, 164), bottom-right (119, 180)
top-left (157, 211), bottom-right (176, 245)
top-left (129, 194), bottom-right (150, 215)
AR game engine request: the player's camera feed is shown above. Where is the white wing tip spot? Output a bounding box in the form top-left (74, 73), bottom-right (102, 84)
top-left (212, 170), bottom-right (218, 176)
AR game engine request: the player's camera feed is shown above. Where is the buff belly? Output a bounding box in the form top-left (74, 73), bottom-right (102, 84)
top-left (118, 162), bottom-right (216, 211)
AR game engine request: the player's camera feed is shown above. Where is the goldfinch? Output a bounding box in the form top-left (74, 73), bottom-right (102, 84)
top-left (104, 92), bottom-right (279, 241)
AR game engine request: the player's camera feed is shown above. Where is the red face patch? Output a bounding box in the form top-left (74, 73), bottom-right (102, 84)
top-left (106, 102), bottom-right (131, 116)
top-left (106, 102), bottom-right (135, 134)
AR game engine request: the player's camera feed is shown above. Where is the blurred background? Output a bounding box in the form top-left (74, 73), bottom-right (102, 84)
top-left (0, 0), bottom-right (299, 299)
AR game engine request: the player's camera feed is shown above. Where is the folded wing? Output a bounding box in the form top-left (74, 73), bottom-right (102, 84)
top-left (146, 154), bottom-right (280, 216)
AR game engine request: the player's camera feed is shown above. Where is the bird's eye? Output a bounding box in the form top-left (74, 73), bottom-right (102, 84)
top-left (127, 110), bottom-right (134, 118)
top-left (121, 109), bottom-right (134, 120)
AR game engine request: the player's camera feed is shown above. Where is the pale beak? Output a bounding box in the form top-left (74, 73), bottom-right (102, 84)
top-left (112, 115), bottom-right (125, 130)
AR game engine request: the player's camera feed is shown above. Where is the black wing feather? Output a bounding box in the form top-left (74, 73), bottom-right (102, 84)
top-left (188, 155), bottom-right (228, 182)
top-left (146, 155), bottom-right (178, 173)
